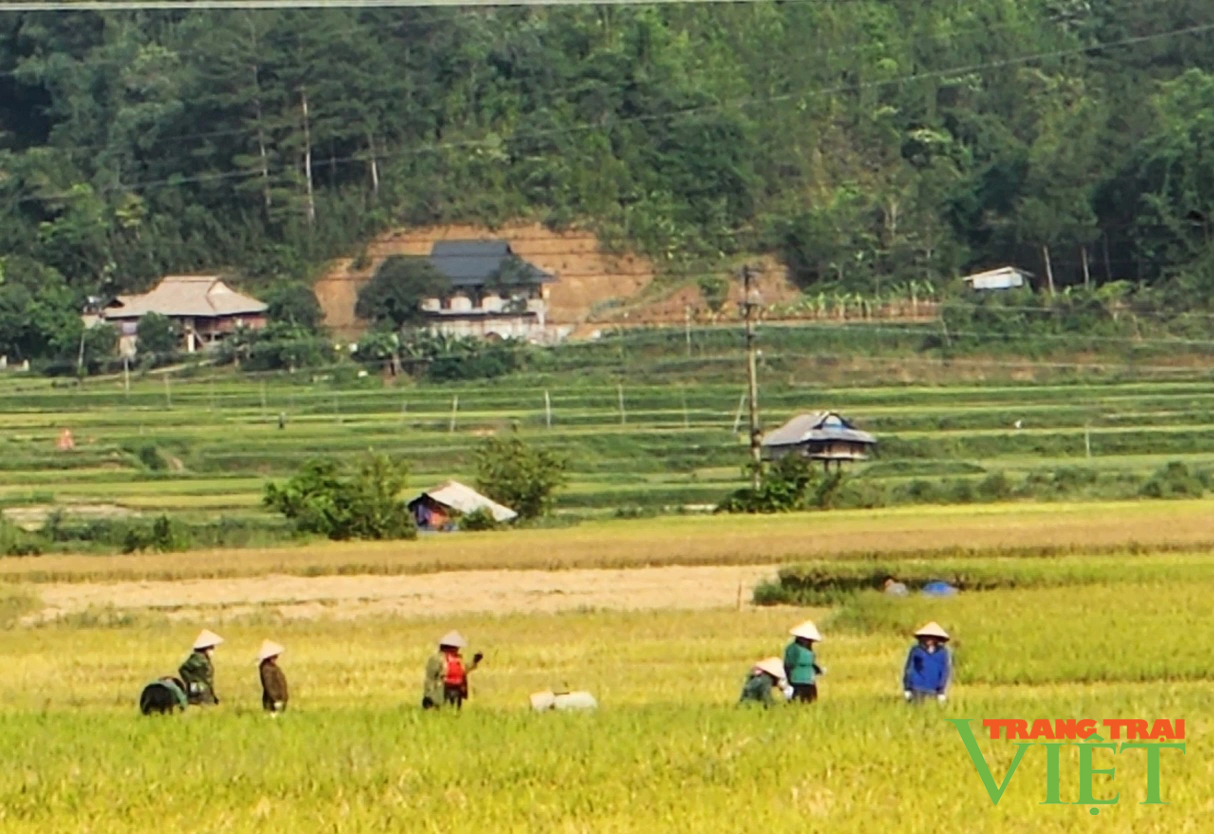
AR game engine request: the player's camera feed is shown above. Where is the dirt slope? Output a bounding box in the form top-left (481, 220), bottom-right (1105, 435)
top-left (314, 223), bottom-right (656, 340)
top-left (313, 224), bottom-right (802, 340)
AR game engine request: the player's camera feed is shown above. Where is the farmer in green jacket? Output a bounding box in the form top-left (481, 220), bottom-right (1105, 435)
top-left (179, 629), bottom-right (223, 705)
top-left (784, 620), bottom-right (825, 703)
top-left (738, 657), bottom-right (789, 708)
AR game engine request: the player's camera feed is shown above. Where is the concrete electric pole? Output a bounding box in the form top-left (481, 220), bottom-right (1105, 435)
top-left (741, 264), bottom-right (762, 486)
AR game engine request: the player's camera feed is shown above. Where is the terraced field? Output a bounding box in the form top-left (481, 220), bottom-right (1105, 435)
top-left (2, 349), bottom-right (1213, 533)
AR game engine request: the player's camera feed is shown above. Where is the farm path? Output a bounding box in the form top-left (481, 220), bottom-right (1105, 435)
top-left (28, 564), bottom-right (780, 622)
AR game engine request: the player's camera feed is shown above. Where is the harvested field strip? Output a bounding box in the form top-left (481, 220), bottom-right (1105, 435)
top-left (0, 499), bottom-right (1209, 584)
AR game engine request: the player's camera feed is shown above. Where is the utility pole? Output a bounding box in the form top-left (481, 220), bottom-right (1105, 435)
top-left (742, 264), bottom-right (762, 486)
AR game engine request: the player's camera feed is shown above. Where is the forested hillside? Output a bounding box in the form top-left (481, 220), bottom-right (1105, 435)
top-left (3, 0), bottom-right (1214, 362)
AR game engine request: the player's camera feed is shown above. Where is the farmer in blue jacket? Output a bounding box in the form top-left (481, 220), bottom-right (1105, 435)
top-left (902, 622), bottom-right (951, 704)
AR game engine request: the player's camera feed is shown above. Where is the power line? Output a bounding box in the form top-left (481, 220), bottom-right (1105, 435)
top-left (10, 19), bottom-right (1214, 209)
top-left (0, 0), bottom-right (821, 9)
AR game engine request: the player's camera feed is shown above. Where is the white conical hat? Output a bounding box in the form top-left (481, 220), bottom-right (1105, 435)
top-left (438, 630), bottom-right (467, 648)
top-left (257, 640), bottom-right (285, 662)
top-left (789, 620), bottom-right (823, 642)
top-left (193, 629), bottom-right (224, 650)
top-left (753, 656), bottom-right (786, 680)
top-left (914, 622), bottom-right (950, 640)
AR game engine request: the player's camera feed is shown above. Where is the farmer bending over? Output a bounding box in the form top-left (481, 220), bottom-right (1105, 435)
top-left (739, 657), bottom-right (790, 708)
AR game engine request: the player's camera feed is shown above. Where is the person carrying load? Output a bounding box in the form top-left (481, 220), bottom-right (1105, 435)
top-left (738, 657), bottom-right (790, 708)
top-left (423, 631), bottom-right (483, 710)
top-left (179, 629), bottom-right (223, 706)
top-left (902, 621), bottom-right (952, 704)
top-left (784, 620), bottom-right (825, 703)
top-left (139, 676), bottom-right (188, 715)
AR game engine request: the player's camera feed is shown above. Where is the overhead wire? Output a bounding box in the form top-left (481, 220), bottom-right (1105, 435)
top-left (6, 19), bottom-right (1213, 208)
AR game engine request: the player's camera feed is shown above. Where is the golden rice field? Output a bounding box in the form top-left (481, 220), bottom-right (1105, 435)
top-left (0, 513), bottom-right (1210, 833)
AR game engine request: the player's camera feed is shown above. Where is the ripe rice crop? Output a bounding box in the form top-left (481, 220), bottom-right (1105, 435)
top-left (0, 566), bottom-right (1208, 833)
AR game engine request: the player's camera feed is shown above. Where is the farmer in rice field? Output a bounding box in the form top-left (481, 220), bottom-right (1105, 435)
top-left (422, 631), bottom-right (483, 710)
top-left (139, 676), bottom-right (188, 715)
top-left (179, 629), bottom-right (223, 705)
top-left (738, 657), bottom-right (790, 708)
top-left (784, 621), bottom-right (825, 703)
top-left (902, 622), bottom-right (952, 704)
top-left (257, 640), bottom-right (289, 714)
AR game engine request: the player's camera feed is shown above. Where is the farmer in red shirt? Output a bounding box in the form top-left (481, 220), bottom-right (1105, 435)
top-left (422, 631), bottom-right (483, 710)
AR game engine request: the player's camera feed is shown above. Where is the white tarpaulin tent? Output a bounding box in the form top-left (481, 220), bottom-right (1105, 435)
top-left (409, 480), bottom-right (518, 525)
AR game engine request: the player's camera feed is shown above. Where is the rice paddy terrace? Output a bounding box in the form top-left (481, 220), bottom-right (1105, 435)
top-left (2, 354), bottom-right (1214, 530)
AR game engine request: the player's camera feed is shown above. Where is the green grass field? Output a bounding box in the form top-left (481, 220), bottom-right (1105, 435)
top-left (2, 348), bottom-right (1214, 538)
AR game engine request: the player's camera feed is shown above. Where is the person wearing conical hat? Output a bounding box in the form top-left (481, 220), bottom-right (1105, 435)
top-left (738, 657), bottom-right (789, 708)
top-left (783, 620), bottom-right (825, 703)
top-left (138, 676), bottom-right (188, 716)
top-left (257, 640), bottom-right (289, 714)
top-left (422, 631), bottom-right (483, 710)
top-left (179, 629), bottom-right (224, 706)
top-left (902, 622), bottom-right (952, 704)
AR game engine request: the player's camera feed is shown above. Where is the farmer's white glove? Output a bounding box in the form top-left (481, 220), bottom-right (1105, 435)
top-left (937, 693), bottom-right (947, 704)
top-left (781, 685), bottom-right (794, 700)
top-left (903, 691), bottom-right (913, 702)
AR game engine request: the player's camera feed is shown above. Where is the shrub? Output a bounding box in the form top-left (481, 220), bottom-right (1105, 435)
top-left (1140, 461), bottom-right (1205, 499)
top-left (136, 313), bottom-right (179, 356)
top-left (716, 456), bottom-right (821, 513)
top-left (264, 454), bottom-right (417, 541)
top-left (474, 434), bottom-right (568, 520)
top-left (137, 444), bottom-right (167, 472)
top-left (0, 518), bottom-right (43, 556)
top-left (976, 472), bottom-right (1013, 501)
top-left (121, 515), bottom-right (190, 553)
top-left (459, 507), bottom-right (499, 531)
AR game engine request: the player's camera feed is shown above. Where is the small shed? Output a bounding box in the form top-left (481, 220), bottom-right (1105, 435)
top-left (761, 411), bottom-right (877, 467)
top-left (407, 480), bottom-right (517, 530)
top-left (960, 266), bottom-right (1031, 291)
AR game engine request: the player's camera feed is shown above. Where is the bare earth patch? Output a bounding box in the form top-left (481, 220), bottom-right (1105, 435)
top-left (28, 564), bottom-right (779, 623)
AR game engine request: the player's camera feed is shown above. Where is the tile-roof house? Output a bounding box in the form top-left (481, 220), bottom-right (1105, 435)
top-left (103, 275), bottom-right (267, 354)
top-left (419, 240), bottom-right (557, 340)
top-left (761, 411), bottom-right (877, 465)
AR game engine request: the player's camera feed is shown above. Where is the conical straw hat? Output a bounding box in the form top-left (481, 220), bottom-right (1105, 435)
top-left (753, 656), bottom-right (786, 680)
top-left (193, 629), bottom-right (224, 650)
top-left (789, 620), bottom-right (824, 642)
top-left (438, 630), bottom-right (467, 649)
top-left (257, 640), bottom-right (285, 662)
top-left (914, 622), bottom-right (950, 640)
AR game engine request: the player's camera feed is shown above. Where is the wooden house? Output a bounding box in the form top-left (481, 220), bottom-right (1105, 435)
top-left (103, 275), bottom-right (267, 355)
top-left (761, 411), bottom-right (877, 467)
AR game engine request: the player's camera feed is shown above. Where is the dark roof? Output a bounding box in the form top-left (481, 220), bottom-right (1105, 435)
top-left (761, 411), bottom-right (877, 448)
top-left (429, 240), bottom-right (555, 288)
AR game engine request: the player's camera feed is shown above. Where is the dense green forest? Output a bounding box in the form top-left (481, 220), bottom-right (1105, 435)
top-left (3, 0), bottom-right (1214, 364)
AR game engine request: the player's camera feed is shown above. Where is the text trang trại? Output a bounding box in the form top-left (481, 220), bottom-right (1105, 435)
top-left (946, 718), bottom-right (1186, 813)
